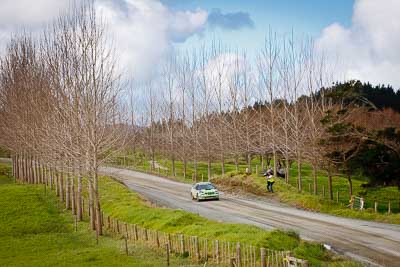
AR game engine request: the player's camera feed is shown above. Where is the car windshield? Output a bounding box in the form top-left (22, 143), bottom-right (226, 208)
top-left (198, 184), bottom-right (215, 190)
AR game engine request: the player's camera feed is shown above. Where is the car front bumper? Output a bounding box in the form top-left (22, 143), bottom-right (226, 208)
top-left (198, 194), bottom-right (219, 200)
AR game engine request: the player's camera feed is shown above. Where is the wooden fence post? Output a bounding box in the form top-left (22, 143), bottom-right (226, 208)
top-left (216, 240), bottom-right (220, 264)
top-left (204, 239), bottom-right (208, 262)
top-left (388, 201), bottom-right (391, 214)
top-left (180, 234), bottom-right (185, 255)
top-left (125, 223), bottom-right (129, 239)
top-left (166, 243), bottom-right (170, 266)
top-left (134, 224), bottom-right (138, 241)
top-left (236, 242), bottom-right (241, 267)
top-left (336, 191), bottom-right (339, 203)
top-left (167, 234), bottom-right (171, 253)
top-left (322, 185), bottom-right (325, 198)
top-left (124, 235), bottom-right (128, 255)
top-left (156, 231), bottom-right (160, 248)
top-left (194, 236), bottom-right (200, 262)
top-left (374, 201), bottom-right (378, 213)
top-left (261, 248), bottom-right (266, 267)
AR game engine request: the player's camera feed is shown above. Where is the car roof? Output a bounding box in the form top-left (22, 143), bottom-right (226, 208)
top-left (194, 182), bottom-right (212, 185)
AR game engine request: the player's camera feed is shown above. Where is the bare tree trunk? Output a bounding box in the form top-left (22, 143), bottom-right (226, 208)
top-left (71, 177), bottom-right (76, 215)
top-left (59, 171), bottom-right (64, 202)
top-left (347, 173), bottom-right (353, 198)
top-left (28, 156), bottom-right (33, 183)
top-left (261, 155), bottom-right (264, 171)
top-left (14, 155), bottom-right (18, 180)
top-left (94, 168), bottom-right (102, 236)
top-left (55, 171), bottom-right (59, 196)
top-left (49, 168), bottom-right (53, 191)
top-left (19, 154), bottom-right (22, 181)
top-left (247, 153), bottom-right (252, 173)
top-left (234, 156), bottom-right (239, 172)
top-left (11, 155), bottom-right (15, 178)
top-left (221, 154), bottom-right (225, 176)
top-left (65, 176), bottom-right (70, 209)
top-left (272, 150), bottom-right (277, 177)
top-left (89, 179), bottom-right (95, 230)
top-left (193, 159), bottom-right (197, 182)
top-left (207, 159), bottom-right (212, 181)
top-left (285, 157), bottom-right (290, 184)
top-left (183, 159), bottom-right (187, 179)
top-left (327, 169), bottom-right (333, 200)
top-left (312, 163), bottom-right (318, 195)
top-left (77, 173), bottom-right (83, 221)
top-left (297, 154), bottom-right (302, 191)
top-left (171, 158), bottom-right (175, 177)
top-left (23, 154), bottom-right (27, 182)
top-left (38, 160), bottom-right (43, 184)
top-left (32, 157), bottom-right (36, 183)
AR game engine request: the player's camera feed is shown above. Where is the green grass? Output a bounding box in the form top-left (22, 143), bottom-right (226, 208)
top-left (98, 174), bottom-right (357, 266)
top-left (112, 152), bottom-right (400, 216)
top-left (0, 163), bottom-right (201, 267)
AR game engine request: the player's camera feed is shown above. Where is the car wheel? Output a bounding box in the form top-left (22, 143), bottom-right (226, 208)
top-left (196, 194), bottom-right (201, 202)
top-left (191, 192), bottom-right (195, 200)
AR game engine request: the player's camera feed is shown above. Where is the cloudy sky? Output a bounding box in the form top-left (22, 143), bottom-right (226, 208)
top-left (0, 0), bottom-right (399, 88)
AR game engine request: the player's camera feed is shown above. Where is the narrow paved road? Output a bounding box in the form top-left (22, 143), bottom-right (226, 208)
top-left (102, 166), bottom-right (400, 266)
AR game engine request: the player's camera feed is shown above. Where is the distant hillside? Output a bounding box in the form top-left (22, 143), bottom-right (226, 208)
top-left (319, 80), bottom-right (400, 112)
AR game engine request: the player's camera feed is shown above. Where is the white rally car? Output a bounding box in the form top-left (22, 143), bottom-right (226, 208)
top-left (191, 182), bottom-right (219, 201)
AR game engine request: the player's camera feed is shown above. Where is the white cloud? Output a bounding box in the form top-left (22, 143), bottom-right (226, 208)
top-left (0, 0), bottom-right (70, 26)
top-left (0, 0), bottom-right (208, 81)
top-left (96, 0), bottom-right (207, 80)
top-left (316, 0), bottom-right (400, 88)
top-left (0, 0), bottom-right (74, 53)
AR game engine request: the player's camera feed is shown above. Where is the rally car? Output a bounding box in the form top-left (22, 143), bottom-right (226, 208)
top-left (191, 182), bottom-right (219, 201)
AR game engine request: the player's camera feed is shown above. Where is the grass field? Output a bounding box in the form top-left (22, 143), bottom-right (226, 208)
top-left (0, 163), bottom-right (202, 267)
top-left (111, 152), bottom-right (400, 221)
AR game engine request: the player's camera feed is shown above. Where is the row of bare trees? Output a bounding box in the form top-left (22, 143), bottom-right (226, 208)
top-left (131, 34), bottom-right (340, 197)
top-left (0, 2), bottom-right (126, 236)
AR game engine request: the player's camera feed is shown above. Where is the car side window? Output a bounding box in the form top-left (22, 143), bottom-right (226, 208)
top-left (195, 185), bottom-right (199, 190)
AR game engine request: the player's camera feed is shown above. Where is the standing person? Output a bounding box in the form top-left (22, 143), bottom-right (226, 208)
top-left (264, 172), bottom-right (275, 193)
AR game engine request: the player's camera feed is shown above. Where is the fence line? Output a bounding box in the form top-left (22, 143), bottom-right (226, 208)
top-left (100, 212), bottom-right (299, 266)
